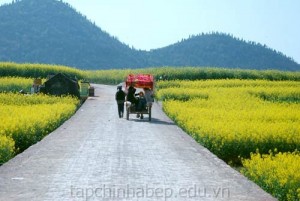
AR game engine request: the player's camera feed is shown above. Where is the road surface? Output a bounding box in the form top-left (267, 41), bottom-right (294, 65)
top-left (0, 84), bottom-right (276, 201)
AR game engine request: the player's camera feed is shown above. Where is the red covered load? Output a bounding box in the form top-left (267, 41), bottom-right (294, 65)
top-left (125, 74), bottom-right (154, 89)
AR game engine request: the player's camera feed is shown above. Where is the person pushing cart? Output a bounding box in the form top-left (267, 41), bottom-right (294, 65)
top-left (125, 74), bottom-right (154, 121)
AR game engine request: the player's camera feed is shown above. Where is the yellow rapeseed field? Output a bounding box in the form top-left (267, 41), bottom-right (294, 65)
top-left (0, 77), bottom-right (33, 92)
top-left (241, 151), bottom-right (300, 201)
top-left (157, 79), bottom-right (300, 201)
top-left (157, 79), bottom-right (300, 162)
top-left (0, 93), bottom-right (80, 164)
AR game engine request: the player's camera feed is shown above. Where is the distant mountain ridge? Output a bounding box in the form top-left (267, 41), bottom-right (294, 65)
top-left (0, 0), bottom-right (299, 71)
top-left (149, 34), bottom-right (300, 71)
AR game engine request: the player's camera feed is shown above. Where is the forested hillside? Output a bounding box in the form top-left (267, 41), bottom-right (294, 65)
top-left (0, 0), bottom-right (299, 71)
top-left (149, 33), bottom-right (300, 71)
top-left (0, 0), bottom-right (144, 69)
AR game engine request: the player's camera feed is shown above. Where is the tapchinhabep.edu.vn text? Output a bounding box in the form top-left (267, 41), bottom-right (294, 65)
top-left (70, 184), bottom-right (230, 200)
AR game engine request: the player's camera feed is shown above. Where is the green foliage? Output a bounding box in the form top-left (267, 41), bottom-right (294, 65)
top-left (0, 135), bottom-right (15, 165)
top-left (0, 62), bottom-right (84, 79)
top-left (1, 63), bottom-right (300, 85)
top-left (254, 91), bottom-right (300, 103)
top-left (87, 67), bottom-right (300, 84)
top-left (0, 77), bottom-right (33, 92)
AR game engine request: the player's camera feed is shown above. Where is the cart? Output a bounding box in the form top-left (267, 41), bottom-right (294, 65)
top-left (125, 74), bottom-right (154, 121)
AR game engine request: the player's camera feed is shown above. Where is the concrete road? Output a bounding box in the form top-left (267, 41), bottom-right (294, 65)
top-left (0, 84), bottom-right (276, 201)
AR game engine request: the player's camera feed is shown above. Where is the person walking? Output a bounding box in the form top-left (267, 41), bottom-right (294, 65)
top-left (115, 86), bottom-right (126, 118)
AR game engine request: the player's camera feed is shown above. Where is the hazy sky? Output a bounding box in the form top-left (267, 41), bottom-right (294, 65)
top-left (1, 0), bottom-right (299, 63)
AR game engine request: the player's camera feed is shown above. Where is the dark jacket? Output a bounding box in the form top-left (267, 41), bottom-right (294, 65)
top-left (127, 86), bottom-right (138, 104)
top-left (115, 89), bottom-right (126, 104)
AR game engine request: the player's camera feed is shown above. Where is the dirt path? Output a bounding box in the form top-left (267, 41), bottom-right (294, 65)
top-left (0, 84), bottom-right (276, 201)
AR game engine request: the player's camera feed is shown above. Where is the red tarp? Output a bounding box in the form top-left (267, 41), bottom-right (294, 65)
top-left (125, 74), bottom-right (154, 89)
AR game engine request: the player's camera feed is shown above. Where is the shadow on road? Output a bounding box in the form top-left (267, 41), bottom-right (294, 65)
top-left (151, 118), bottom-right (175, 125)
top-left (128, 117), bottom-right (175, 125)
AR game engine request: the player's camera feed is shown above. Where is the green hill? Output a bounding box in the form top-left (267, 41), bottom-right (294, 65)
top-left (0, 0), bottom-right (144, 69)
top-left (149, 33), bottom-right (300, 71)
top-left (0, 0), bottom-right (299, 71)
